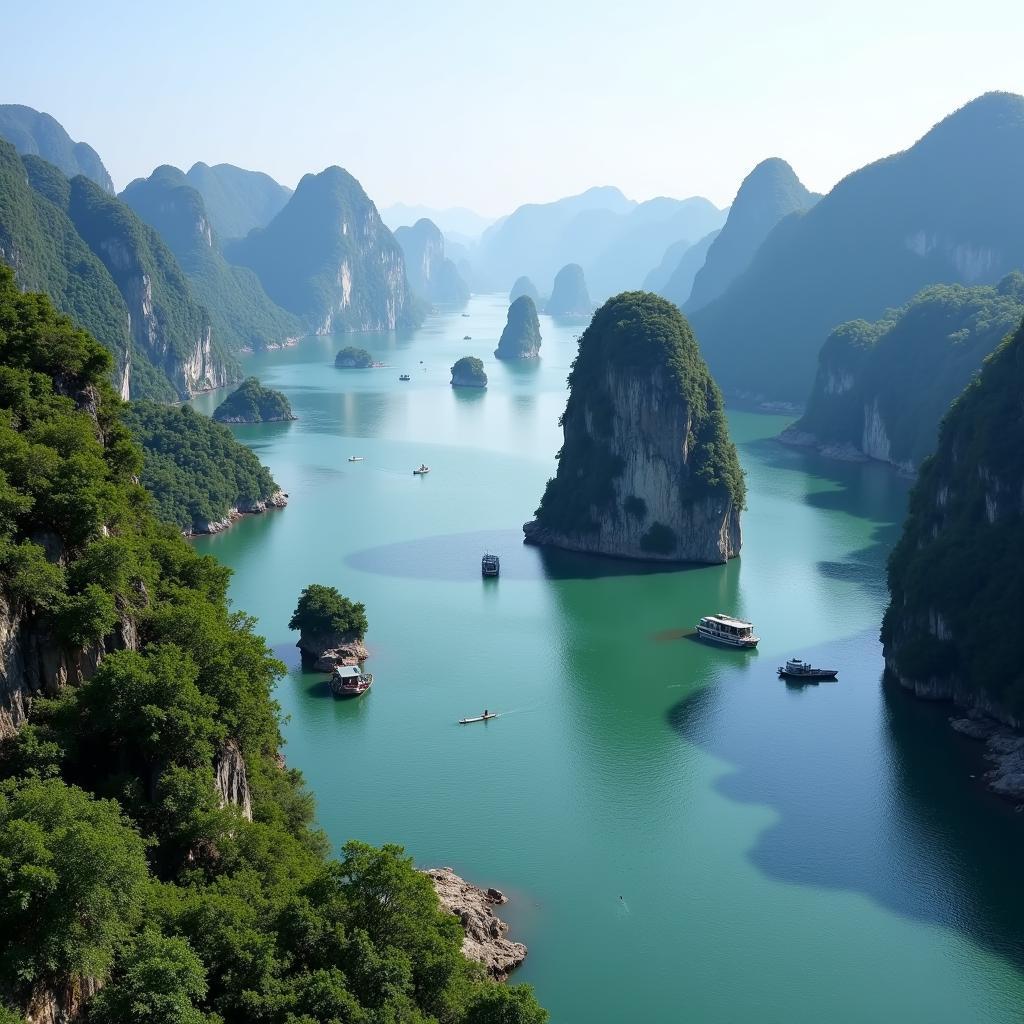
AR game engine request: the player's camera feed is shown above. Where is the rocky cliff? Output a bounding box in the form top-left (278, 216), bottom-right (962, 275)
top-left (782, 274), bottom-right (1024, 472)
top-left (451, 356), bottom-right (487, 388)
top-left (393, 217), bottom-right (470, 304)
top-left (494, 295), bottom-right (542, 359)
top-left (185, 161), bottom-right (293, 240)
top-left (524, 292), bottom-right (744, 563)
top-left (226, 165), bottom-right (423, 334)
top-left (882, 314), bottom-right (1024, 725)
top-left (509, 275), bottom-right (540, 304)
top-left (545, 262), bottom-right (592, 316)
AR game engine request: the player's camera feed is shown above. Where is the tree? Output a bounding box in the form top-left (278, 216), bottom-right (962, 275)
top-left (289, 584), bottom-right (367, 641)
top-left (464, 983), bottom-right (550, 1024)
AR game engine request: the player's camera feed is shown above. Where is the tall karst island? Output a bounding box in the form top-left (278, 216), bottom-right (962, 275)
top-left (524, 292), bottom-right (745, 563)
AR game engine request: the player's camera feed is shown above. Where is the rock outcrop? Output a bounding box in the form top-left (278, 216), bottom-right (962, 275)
top-left (213, 377), bottom-right (296, 423)
top-left (335, 346), bottom-right (374, 368)
top-left (393, 218), bottom-right (470, 304)
top-left (545, 263), bottom-right (592, 316)
top-left (296, 628), bottom-right (369, 673)
top-left (524, 292), bottom-right (744, 563)
top-left (509, 275), bottom-right (540, 304)
top-left (422, 867), bottom-right (527, 980)
top-left (781, 273), bottom-right (1024, 473)
top-left (882, 314), bottom-right (1024, 726)
top-left (214, 738), bottom-right (254, 821)
top-left (494, 295), bottom-right (542, 359)
top-left (191, 490), bottom-right (288, 536)
top-left (451, 356), bottom-right (487, 388)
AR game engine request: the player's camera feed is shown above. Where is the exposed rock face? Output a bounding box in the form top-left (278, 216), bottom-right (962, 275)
top-left (783, 274), bottom-right (1024, 473)
top-left (545, 263), bottom-right (591, 316)
top-left (26, 975), bottom-right (103, 1024)
top-left (451, 356), bottom-right (487, 388)
top-left (423, 867), bottom-right (527, 980)
top-left (296, 626), bottom-right (369, 672)
top-left (393, 218), bottom-right (470, 304)
top-left (494, 295), bottom-right (542, 359)
top-left (525, 292), bottom-right (744, 563)
top-left (509, 275), bottom-right (540, 304)
top-left (214, 738), bottom-right (253, 821)
top-left (191, 490), bottom-right (288, 536)
top-left (882, 315), bottom-right (1024, 726)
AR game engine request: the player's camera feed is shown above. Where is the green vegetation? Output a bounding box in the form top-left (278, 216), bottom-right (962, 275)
top-left (0, 268), bottom-right (546, 1023)
top-left (213, 377), bottom-right (294, 423)
top-left (794, 274), bottom-right (1024, 468)
top-left (121, 166), bottom-right (303, 353)
top-left (451, 356), bottom-right (488, 388)
top-left (535, 292), bottom-right (744, 534)
top-left (335, 346), bottom-right (374, 368)
top-left (122, 401), bottom-right (279, 532)
top-left (883, 315), bottom-right (1024, 717)
top-left (545, 263), bottom-right (591, 316)
top-left (185, 162), bottom-right (292, 241)
top-left (691, 92), bottom-right (1024, 401)
top-left (289, 584), bottom-right (368, 641)
top-left (495, 296), bottom-right (542, 359)
top-left (226, 166), bottom-right (423, 332)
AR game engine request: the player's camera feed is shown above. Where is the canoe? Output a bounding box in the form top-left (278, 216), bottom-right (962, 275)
top-left (459, 714), bottom-right (498, 724)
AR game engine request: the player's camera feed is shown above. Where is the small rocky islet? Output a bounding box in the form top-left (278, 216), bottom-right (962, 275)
top-left (451, 355), bottom-right (488, 388)
top-left (495, 295), bottom-right (542, 360)
top-left (213, 376), bottom-right (296, 423)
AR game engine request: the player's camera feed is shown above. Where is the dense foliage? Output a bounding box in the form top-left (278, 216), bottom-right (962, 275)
top-left (289, 584), bottom-right (368, 643)
top-left (226, 166), bottom-right (423, 332)
top-left (184, 162), bottom-right (293, 242)
top-left (495, 296), bottom-right (542, 360)
top-left (0, 270), bottom-right (546, 1022)
top-left (794, 274), bottom-right (1024, 469)
top-left (535, 292), bottom-right (745, 533)
top-left (544, 263), bottom-right (591, 316)
top-left (691, 91), bottom-right (1024, 400)
top-left (450, 356), bottom-right (487, 388)
top-left (335, 346), bottom-right (374, 368)
top-left (882, 316), bottom-right (1024, 717)
top-left (122, 401), bottom-right (279, 533)
top-left (213, 377), bottom-right (294, 423)
top-left (121, 166), bottom-right (303, 353)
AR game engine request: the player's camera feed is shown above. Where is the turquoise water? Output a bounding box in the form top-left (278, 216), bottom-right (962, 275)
top-left (192, 294), bottom-right (1024, 1023)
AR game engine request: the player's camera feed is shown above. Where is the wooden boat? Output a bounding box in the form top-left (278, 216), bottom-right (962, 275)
top-left (399, 374), bottom-right (411, 381)
top-left (413, 464), bottom-right (430, 475)
top-left (481, 552), bottom-right (500, 577)
top-left (348, 456), bottom-right (364, 462)
top-left (459, 712), bottom-right (498, 724)
top-left (696, 613), bottom-right (759, 649)
top-left (778, 658), bottom-right (837, 681)
top-left (330, 665), bottom-right (373, 698)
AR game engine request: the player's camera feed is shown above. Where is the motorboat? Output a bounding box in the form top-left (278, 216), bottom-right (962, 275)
top-left (696, 613), bottom-right (759, 649)
top-left (777, 658), bottom-right (837, 681)
top-left (330, 665), bottom-right (373, 698)
top-left (481, 552), bottom-right (500, 577)
top-left (413, 464), bottom-right (430, 475)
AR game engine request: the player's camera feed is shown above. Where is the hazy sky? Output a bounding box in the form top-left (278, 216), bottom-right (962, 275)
top-left (3, 0), bottom-right (1023, 216)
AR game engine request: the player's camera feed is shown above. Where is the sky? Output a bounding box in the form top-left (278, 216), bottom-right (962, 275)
top-left (2, 0), bottom-right (1023, 218)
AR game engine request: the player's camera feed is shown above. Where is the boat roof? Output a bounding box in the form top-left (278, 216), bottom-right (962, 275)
top-left (333, 665), bottom-right (362, 678)
top-left (703, 613), bottom-right (753, 627)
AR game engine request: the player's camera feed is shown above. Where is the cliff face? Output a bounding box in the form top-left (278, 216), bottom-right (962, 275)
top-left (545, 263), bottom-right (592, 316)
top-left (524, 292), bottom-right (744, 563)
top-left (226, 166), bottom-right (423, 334)
top-left (494, 295), bottom-right (542, 359)
top-left (393, 218), bottom-right (469, 304)
top-left (882, 315), bottom-right (1024, 725)
top-left (784, 274), bottom-right (1024, 472)
top-left (509, 275), bottom-right (539, 304)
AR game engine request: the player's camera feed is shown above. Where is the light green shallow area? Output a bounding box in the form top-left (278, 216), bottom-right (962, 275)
top-left (191, 294), bottom-right (1024, 1023)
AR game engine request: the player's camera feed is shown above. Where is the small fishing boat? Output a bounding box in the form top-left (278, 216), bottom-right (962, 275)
top-left (348, 456), bottom-right (364, 462)
top-left (696, 613), bottom-right (759, 649)
top-left (399, 373), bottom-right (411, 381)
top-left (330, 665), bottom-right (373, 698)
top-left (459, 711), bottom-right (498, 724)
top-left (461, 313), bottom-right (471, 318)
top-left (481, 552), bottom-right (500, 577)
top-left (463, 335), bottom-right (472, 340)
top-left (413, 464), bottom-right (430, 475)
top-left (777, 658), bottom-right (837, 681)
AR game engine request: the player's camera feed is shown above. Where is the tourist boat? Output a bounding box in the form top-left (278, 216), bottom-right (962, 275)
top-left (459, 711), bottom-right (498, 724)
top-left (481, 552), bottom-right (500, 577)
top-left (695, 613), bottom-right (759, 648)
top-left (348, 456), bottom-right (364, 462)
top-left (399, 373), bottom-right (411, 381)
top-left (413, 464), bottom-right (430, 475)
top-left (777, 658), bottom-right (837, 681)
top-left (330, 665), bottom-right (373, 698)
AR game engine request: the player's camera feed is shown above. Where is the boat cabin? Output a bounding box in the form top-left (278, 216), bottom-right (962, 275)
top-left (481, 552), bottom-right (500, 577)
top-left (330, 664), bottom-right (373, 698)
top-left (696, 613), bottom-right (759, 648)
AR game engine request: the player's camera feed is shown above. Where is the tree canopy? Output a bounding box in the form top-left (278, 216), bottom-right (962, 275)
top-left (289, 584), bottom-right (368, 641)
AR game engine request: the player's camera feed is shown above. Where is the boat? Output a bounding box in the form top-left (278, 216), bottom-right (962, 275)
top-left (399, 373), bottom-right (411, 381)
top-left (777, 658), bottom-right (837, 681)
top-left (463, 335), bottom-right (472, 340)
top-left (348, 456), bottom-right (364, 462)
top-left (695, 613), bottom-right (759, 648)
top-left (459, 712), bottom-right (498, 724)
top-left (330, 665), bottom-right (373, 698)
top-left (413, 464), bottom-right (430, 475)
top-left (461, 313), bottom-right (470, 317)
top-left (481, 552), bottom-right (500, 577)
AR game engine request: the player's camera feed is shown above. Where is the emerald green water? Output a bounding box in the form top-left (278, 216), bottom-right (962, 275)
top-left (192, 294), bottom-right (1024, 1022)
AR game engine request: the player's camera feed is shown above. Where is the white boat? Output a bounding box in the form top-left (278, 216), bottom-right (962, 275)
top-left (459, 712), bottom-right (498, 724)
top-left (348, 456), bottom-right (364, 462)
top-left (413, 464), bottom-right (430, 475)
top-left (696, 613), bottom-right (759, 649)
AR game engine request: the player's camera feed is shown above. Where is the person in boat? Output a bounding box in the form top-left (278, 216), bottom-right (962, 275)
top-left (483, 709), bottom-right (489, 719)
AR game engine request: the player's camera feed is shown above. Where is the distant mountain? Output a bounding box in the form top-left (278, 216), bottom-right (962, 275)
top-left (651, 230), bottom-right (721, 307)
top-left (783, 274), bottom-right (1024, 472)
top-left (691, 92), bottom-right (1024, 402)
top-left (0, 104), bottom-right (113, 193)
top-left (381, 203), bottom-right (494, 240)
top-left (185, 162), bottom-right (292, 240)
top-left (685, 158), bottom-right (818, 312)
top-left (509, 275), bottom-right (540, 303)
top-left (393, 218), bottom-right (469, 304)
top-left (121, 165), bottom-right (302, 351)
top-left (0, 139), bottom-right (235, 400)
top-left (546, 263), bottom-right (592, 316)
top-left (225, 165), bottom-right (422, 334)
top-left (475, 185), bottom-right (724, 301)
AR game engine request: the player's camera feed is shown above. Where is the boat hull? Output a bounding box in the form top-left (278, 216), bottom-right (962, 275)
top-left (696, 626), bottom-right (759, 649)
top-left (778, 669), bottom-right (837, 681)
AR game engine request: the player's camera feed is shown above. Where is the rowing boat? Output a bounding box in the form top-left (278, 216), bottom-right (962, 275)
top-left (459, 713), bottom-right (498, 724)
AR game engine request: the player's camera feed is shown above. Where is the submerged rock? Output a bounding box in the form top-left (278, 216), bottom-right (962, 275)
top-left (423, 867), bottom-right (527, 980)
top-left (494, 295), bottom-right (542, 360)
top-left (524, 292), bottom-right (744, 563)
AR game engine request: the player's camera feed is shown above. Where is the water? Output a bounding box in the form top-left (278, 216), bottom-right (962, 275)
top-left (191, 294), bottom-right (1024, 1023)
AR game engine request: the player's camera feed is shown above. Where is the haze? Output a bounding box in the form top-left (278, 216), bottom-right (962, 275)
top-left (3, 0), bottom-right (1023, 213)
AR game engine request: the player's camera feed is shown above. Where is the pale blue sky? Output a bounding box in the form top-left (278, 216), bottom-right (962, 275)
top-left (2, 0), bottom-right (1022, 215)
